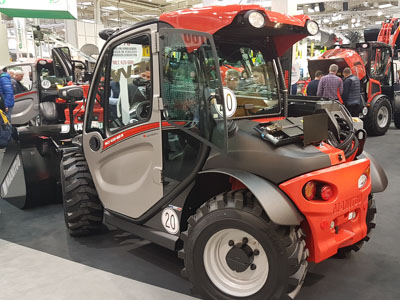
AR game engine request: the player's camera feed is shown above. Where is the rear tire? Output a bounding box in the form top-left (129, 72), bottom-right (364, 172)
top-left (179, 190), bottom-right (308, 300)
top-left (61, 150), bottom-right (104, 236)
top-left (394, 112), bottom-right (400, 129)
top-left (365, 97), bottom-right (392, 136)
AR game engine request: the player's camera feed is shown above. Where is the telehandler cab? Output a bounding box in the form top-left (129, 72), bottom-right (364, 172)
top-left (0, 5), bottom-right (387, 300)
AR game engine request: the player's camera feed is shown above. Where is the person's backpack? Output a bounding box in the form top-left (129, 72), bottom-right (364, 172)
top-left (0, 109), bottom-right (12, 148)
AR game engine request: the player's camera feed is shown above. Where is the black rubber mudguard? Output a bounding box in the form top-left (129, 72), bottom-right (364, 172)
top-left (0, 125), bottom-right (71, 209)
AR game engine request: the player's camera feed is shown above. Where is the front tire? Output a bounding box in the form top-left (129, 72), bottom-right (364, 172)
top-left (61, 150), bottom-right (104, 236)
top-left (365, 97), bottom-right (392, 136)
top-left (179, 190), bottom-right (308, 300)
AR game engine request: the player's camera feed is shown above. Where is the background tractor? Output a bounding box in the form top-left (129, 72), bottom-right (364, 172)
top-left (0, 5), bottom-right (388, 300)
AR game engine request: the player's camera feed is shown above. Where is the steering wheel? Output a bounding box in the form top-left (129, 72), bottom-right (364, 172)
top-left (130, 100), bottom-right (151, 121)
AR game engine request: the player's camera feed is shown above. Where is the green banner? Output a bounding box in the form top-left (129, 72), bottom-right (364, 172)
top-left (0, 0), bottom-right (77, 19)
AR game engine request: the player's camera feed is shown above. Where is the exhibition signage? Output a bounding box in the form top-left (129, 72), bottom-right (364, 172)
top-left (14, 18), bottom-right (27, 53)
top-left (0, 0), bottom-right (77, 19)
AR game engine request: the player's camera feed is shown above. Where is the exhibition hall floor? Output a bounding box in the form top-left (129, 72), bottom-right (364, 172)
top-left (0, 125), bottom-right (399, 300)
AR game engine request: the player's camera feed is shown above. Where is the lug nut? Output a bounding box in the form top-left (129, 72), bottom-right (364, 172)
top-left (250, 264), bottom-right (257, 270)
top-left (228, 240), bottom-right (234, 246)
top-left (254, 249), bottom-right (260, 256)
top-left (242, 237), bottom-right (248, 244)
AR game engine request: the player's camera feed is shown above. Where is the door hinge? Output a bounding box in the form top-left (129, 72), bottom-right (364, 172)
top-left (152, 167), bottom-right (163, 184)
top-left (157, 97), bottom-right (164, 110)
top-left (153, 32), bottom-right (160, 54)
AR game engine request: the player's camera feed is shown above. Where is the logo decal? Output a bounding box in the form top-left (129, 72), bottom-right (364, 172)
top-left (1, 155), bottom-right (21, 198)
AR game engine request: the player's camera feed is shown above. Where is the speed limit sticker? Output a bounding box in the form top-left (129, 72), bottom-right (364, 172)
top-left (161, 208), bottom-right (179, 235)
top-left (41, 79), bottom-right (51, 89)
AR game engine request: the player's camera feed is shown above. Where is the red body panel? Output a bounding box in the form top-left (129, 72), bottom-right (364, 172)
top-left (311, 48), bottom-right (367, 80)
top-left (367, 78), bottom-right (382, 103)
top-left (279, 158), bottom-right (371, 263)
top-left (160, 5), bottom-right (310, 56)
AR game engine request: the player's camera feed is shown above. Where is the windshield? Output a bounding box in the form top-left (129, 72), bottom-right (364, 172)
top-left (218, 46), bottom-right (281, 118)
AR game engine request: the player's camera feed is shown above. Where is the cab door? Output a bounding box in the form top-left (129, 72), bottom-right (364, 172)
top-left (82, 24), bottom-right (164, 219)
top-left (8, 64), bottom-right (39, 125)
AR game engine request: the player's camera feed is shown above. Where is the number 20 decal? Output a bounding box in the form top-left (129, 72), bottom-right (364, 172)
top-left (161, 208), bottom-right (179, 235)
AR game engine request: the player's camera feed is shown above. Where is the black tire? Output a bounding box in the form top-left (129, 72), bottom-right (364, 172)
top-left (61, 150), bottom-right (104, 236)
top-left (337, 194), bottom-right (376, 255)
top-left (394, 112), bottom-right (400, 129)
top-left (179, 190), bottom-right (308, 300)
top-left (365, 97), bottom-right (392, 136)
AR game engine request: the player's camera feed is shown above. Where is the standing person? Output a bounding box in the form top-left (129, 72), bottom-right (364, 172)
top-left (317, 64), bottom-right (343, 100)
top-left (342, 67), bottom-right (362, 117)
top-left (306, 70), bottom-right (323, 96)
top-left (12, 70), bottom-right (28, 94)
top-left (0, 67), bottom-right (15, 121)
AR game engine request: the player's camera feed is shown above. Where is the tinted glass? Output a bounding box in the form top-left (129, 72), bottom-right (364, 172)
top-left (160, 29), bottom-right (226, 151)
top-left (219, 47), bottom-right (281, 118)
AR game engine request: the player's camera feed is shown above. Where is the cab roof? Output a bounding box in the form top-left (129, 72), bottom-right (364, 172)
top-left (160, 5), bottom-right (311, 56)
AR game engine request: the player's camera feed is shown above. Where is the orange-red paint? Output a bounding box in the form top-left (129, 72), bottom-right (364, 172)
top-left (279, 158), bottom-right (371, 263)
top-left (315, 142), bottom-right (346, 165)
top-left (160, 5), bottom-right (310, 56)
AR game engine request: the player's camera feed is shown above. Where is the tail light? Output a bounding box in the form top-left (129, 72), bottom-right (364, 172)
top-left (320, 185), bottom-right (334, 201)
top-left (303, 181), bottom-right (317, 200)
top-left (303, 181), bottom-right (335, 201)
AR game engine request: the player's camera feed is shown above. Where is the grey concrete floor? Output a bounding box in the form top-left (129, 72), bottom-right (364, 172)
top-left (0, 125), bottom-right (400, 299)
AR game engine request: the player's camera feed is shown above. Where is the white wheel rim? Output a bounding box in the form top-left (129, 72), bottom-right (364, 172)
top-left (203, 229), bottom-right (269, 297)
top-left (377, 106), bottom-right (389, 128)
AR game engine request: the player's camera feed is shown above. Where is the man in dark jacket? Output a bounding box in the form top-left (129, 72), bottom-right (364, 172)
top-left (11, 70), bottom-right (28, 94)
top-left (342, 67), bottom-right (362, 117)
top-left (306, 70), bottom-right (323, 96)
top-left (0, 67), bottom-right (15, 121)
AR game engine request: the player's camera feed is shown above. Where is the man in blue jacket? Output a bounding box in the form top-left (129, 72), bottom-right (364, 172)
top-left (342, 67), bottom-right (362, 117)
top-left (0, 67), bottom-right (15, 121)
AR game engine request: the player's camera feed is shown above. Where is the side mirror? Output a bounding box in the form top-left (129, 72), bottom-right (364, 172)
top-left (58, 86), bottom-right (84, 103)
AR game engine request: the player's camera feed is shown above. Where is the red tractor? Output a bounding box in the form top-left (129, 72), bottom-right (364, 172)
top-left (1, 5), bottom-right (387, 300)
top-left (308, 41), bottom-right (394, 136)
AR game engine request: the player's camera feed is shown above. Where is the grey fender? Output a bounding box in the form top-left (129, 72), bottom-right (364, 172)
top-left (359, 151), bottom-right (388, 193)
top-left (199, 169), bottom-right (304, 226)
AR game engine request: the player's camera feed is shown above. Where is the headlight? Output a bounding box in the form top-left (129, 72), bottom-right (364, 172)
top-left (245, 11), bottom-right (265, 28)
top-left (306, 20), bottom-right (319, 35)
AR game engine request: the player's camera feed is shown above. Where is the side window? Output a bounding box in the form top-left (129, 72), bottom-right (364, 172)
top-left (8, 65), bottom-right (33, 94)
top-left (108, 36), bottom-right (152, 131)
top-left (371, 48), bottom-right (392, 86)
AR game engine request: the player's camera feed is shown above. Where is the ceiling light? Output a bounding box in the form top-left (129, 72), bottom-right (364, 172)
top-left (351, 18), bottom-right (356, 23)
top-left (80, 1), bottom-right (92, 5)
top-left (363, 2), bottom-right (369, 7)
top-left (378, 4), bottom-right (392, 9)
top-left (323, 18), bottom-right (330, 24)
top-left (81, 19), bottom-right (95, 23)
top-left (102, 6), bottom-right (124, 11)
top-left (377, 11), bottom-right (383, 16)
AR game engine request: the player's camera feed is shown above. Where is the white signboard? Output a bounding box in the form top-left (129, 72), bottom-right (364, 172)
top-left (112, 44), bottom-right (143, 68)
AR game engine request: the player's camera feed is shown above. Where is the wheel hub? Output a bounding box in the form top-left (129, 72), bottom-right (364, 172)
top-left (226, 243), bottom-right (254, 272)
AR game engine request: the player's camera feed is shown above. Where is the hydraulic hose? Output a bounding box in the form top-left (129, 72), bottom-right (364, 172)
top-left (329, 116), bottom-right (359, 159)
